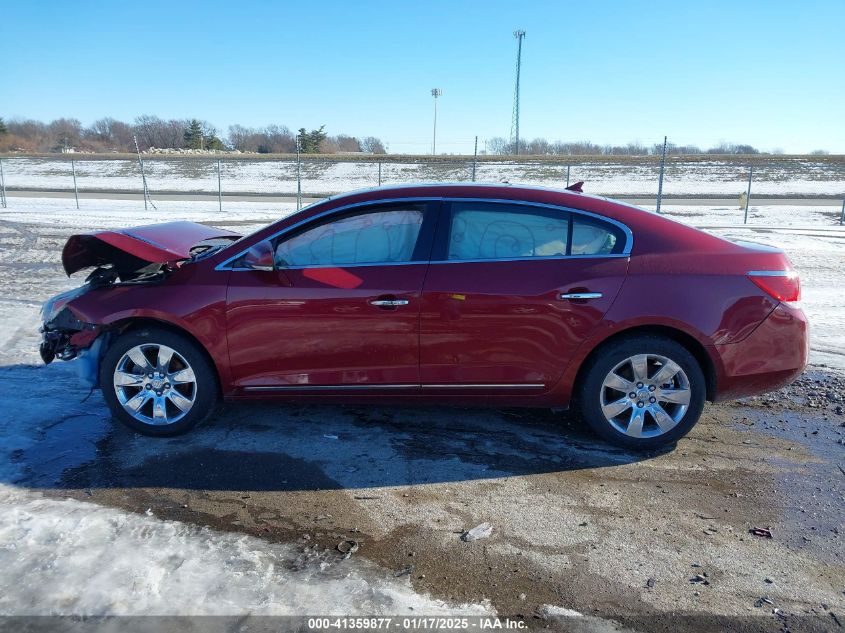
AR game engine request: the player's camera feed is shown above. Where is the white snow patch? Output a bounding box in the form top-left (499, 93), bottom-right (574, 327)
top-left (0, 486), bottom-right (492, 616)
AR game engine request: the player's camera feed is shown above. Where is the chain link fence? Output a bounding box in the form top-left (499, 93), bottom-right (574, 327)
top-left (1, 155), bottom-right (843, 224)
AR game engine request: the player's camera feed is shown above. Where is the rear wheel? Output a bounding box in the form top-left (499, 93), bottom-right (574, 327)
top-left (100, 327), bottom-right (218, 437)
top-left (578, 335), bottom-right (706, 449)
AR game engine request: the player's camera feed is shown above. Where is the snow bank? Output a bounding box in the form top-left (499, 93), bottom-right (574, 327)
top-left (0, 486), bottom-right (491, 616)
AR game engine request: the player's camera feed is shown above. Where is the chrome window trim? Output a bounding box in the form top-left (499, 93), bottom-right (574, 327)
top-left (227, 260), bottom-right (430, 272)
top-left (215, 196), bottom-right (633, 271)
top-left (428, 254), bottom-right (629, 265)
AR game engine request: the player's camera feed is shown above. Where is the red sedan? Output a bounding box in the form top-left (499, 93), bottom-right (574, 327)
top-left (40, 183), bottom-right (808, 448)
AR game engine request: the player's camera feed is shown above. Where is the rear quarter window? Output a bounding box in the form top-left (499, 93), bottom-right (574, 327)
top-left (571, 216), bottom-right (624, 255)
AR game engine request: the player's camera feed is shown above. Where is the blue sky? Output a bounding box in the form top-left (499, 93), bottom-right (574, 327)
top-left (2, 0), bottom-right (843, 153)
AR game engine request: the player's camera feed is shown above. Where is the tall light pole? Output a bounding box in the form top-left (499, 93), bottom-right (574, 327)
top-left (431, 88), bottom-right (442, 155)
top-left (510, 30), bottom-right (526, 155)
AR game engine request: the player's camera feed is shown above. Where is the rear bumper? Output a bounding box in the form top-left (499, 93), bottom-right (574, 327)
top-left (711, 303), bottom-right (808, 401)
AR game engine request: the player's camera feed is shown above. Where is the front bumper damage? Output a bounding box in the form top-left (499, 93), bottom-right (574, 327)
top-left (40, 306), bottom-right (110, 388)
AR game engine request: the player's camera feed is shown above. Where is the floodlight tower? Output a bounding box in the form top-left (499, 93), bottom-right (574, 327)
top-left (510, 30), bottom-right (526, 155)
top-left (431, 88), bottom-right (442, 155)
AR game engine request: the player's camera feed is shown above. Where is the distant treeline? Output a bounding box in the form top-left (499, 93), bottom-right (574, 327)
top-left (0, 116), bottom-right (387, 155)
top-left (0, 116), bottom-right (832, 156)
top-left (485, 137), bottom-right (830, 157)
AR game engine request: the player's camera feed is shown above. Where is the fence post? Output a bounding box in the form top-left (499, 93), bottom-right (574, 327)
top-left (217, 159), bottom-right (223, 212)
top-left (0, 159), bottom-right (6, 208)
top-left (71, 159), bottom-right (80, 209)
top-left (566, 164), bottom-right (570, 187)
top-left (133, 135), bottom-right (155, 210)
top-left (655, 135), bottom-right (667, 213)
top-left (471, 135), bottom-right (478, 182)
top-left (839, 199), bottom-right (844, 226)
top-left (295, 142), bottom-right (302, 211)
top-left (378, 160), bottom-right (382, 186)
top-left (743, 165), bottom-right (753, 224)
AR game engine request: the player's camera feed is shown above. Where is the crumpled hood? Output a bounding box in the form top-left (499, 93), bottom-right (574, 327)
top-left (61, 221), bottom-right (240, 276)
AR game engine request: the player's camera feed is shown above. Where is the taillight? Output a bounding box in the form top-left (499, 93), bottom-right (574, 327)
top-left (748, 271), bottom-right (800, 304)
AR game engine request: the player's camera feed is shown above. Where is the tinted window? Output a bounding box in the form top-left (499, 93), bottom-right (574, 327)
top-left (275, 205), bottom-right (424, 267)
top-left (571, 217), bottom-right (619, 255)
top-left (448, 203), bottom-right (569, 261)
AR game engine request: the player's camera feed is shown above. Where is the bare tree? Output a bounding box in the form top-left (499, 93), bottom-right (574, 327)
top-left (48, 118), bottom-right (83, 151)
top-left (360, 136), bottom-right (386, 154)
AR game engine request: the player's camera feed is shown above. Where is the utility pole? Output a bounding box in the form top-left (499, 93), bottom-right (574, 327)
top-left (510, 30), bottom-right (526, 155)
top-left (431, 88), bottom-right (442, 155)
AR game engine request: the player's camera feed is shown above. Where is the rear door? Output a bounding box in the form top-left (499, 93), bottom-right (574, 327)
top-left (225, 200), bottom-right (438, 390)
top-left (419, 200), bottom-right (630, 390)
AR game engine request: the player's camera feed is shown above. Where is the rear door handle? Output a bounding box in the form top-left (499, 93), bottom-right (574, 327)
top-left (369, 298), bottom-right (410, 307)
top-left (559, 292), bottom-right (603, 300)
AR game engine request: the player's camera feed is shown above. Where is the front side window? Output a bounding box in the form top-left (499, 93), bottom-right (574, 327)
top-left (275, 205), bottom-right (424, 267)
top-left (448, 202), bottom-right (569, 261)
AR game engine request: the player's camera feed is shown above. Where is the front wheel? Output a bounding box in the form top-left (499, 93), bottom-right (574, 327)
top-left (100, 327), bottom-right (218, 437)
top-left (577, 335), bottom-right (706, 449)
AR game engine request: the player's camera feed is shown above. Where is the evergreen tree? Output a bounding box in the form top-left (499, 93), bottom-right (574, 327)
top-left (205, 135), bottom-right (225, 151)
top-left (307, 125), bottom-right (327, 152)
top-left (297, 125), bottom-right (327, 153)
top-left (0, 118), bottom-right (6, 135)
top-left (183, 119), bottom-right (204, 149)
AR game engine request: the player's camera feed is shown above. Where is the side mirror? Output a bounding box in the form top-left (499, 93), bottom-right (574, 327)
top-left (243, 240), bottom-right (275, 271)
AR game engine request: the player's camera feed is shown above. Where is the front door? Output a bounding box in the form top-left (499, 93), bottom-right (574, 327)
top-left (225, 201), bottom-right (436, 390)
top-left (420, 201), bottom-right (629, 390)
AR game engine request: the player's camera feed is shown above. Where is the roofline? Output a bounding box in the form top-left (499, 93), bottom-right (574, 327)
top-left (325, 181), bottom-right (620, 205)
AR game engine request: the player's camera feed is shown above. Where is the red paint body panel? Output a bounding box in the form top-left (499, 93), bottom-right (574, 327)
top-left (225, 265), bottom-right (428, 388)
top-left (419, 258), bottom-right (628, 387)
top-left (712, 303), bottom-right (808, 400)
top-left (54, 184), bottom-right (808, 408)
top-left (62, 221), bottom-right (239, 275)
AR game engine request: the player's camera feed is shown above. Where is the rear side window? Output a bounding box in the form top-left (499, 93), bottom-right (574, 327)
top-left (571, 217), bottom-right (621, 255)
top-left (275, 205), bottom-right (424, 267)
top-left (448, 202), bottom-right (569, 261)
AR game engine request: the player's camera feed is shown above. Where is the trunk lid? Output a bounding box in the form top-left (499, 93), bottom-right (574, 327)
top-left (62, 221), bottom-right (240, 276)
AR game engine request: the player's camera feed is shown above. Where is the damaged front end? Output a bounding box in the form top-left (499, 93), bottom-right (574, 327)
top-left (40, 220), bottom-right (240, 388)
top-left (39, 273), bottom-right (116, 387)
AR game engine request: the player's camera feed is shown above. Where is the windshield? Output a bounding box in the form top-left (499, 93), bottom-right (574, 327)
top-left (216, 198), bottom-right (329, 254)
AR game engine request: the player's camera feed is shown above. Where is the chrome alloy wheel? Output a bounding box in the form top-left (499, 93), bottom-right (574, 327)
top-left (113, 344), bottom-right (197, 426)
top-left (599, 353), bottom-right (692, 438)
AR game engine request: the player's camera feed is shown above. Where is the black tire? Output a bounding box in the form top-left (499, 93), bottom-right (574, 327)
top-left (577, 335), bottom-right (706, 449)
top-left (100, 327), bottom-right (218, 437)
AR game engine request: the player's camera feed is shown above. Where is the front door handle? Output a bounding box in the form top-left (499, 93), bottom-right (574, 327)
top-left (559, 292), bottom-right (603, 300)
top-left (369, 297), bottom-right (410, 308)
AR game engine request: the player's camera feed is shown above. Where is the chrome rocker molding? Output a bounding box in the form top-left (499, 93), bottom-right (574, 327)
top-left (242, 383), bottom-right (546, 392)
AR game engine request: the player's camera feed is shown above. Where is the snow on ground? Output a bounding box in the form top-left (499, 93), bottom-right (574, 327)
top-left (3, 157), bottom-right (844, 196)
top-left (0, 484), bottom-right (491, 616)
top-left (0, 195), bottom-right (299, 230)
top-left (0, 196), bottom-right (842, 616)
